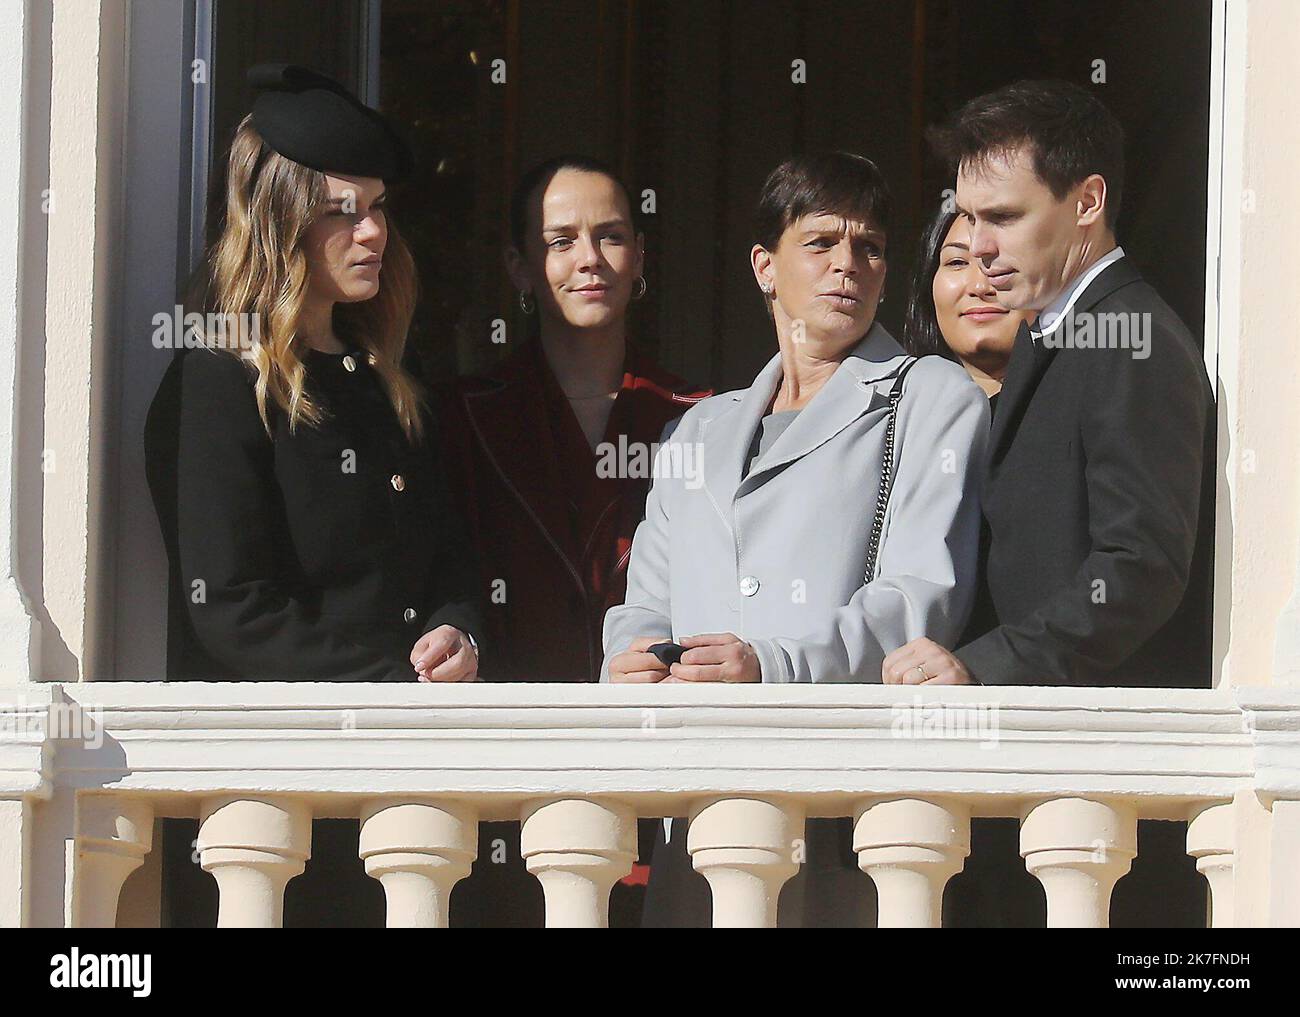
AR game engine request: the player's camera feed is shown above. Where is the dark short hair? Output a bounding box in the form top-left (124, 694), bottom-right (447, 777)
top-left (927, 79), bottom-right (1125, 230)
top-left (508, 154), bottom-right (637, 252)
top-left (753, 151), bottom-right (891, 251)
top-left (901, 203), bottom-right (962, 363)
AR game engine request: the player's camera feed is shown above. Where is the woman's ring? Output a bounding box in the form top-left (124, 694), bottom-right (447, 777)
top-left (911, 663), bottom-right (929, 683)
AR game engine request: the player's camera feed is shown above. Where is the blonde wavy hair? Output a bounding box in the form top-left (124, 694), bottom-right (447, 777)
top-left (194, 114), bottom-right (425, 442)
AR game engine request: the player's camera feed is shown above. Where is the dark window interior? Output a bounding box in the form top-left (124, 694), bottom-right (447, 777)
top-left (174, 0), bottom-right (1214, 930)
top-left (208, 0), bottom-right (1210, 390)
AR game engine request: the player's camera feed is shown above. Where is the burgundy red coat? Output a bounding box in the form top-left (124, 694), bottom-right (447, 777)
top-left (437, 339), bottom-right (711, 683)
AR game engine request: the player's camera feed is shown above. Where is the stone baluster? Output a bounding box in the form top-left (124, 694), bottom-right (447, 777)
top-left (687, 797), bottom-right (803, 928)
top-left (1021, 797), bottom-right (1136, 927)
top-left (359, 799), bottom-right (477, 928)
top-left (521, 798), bottom-right (635, 927)
top-left (854, 797), bottom-right (969, 927)
top-left (72, 795), bottom-right (154, 928)
top-left (1186, 801), bottom-right (1235, 928)
top-left (198, 796), bottom-right (312, 928)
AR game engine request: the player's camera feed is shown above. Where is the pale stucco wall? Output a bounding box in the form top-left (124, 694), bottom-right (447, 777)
top-left (1217, 0), bottom-right (1300, 690)
top-left (40, 0), bottom-right (126, 681)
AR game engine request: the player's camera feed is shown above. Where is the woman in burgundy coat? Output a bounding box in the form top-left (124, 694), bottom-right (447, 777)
top-left (438, 155), bottom-right (711, 926)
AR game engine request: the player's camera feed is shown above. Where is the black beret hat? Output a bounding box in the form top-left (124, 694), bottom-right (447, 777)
top-left (247, 63), bottom-right (413, 182)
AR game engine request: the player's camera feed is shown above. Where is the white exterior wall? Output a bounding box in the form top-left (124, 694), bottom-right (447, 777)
top-left (1216, 0), bottom-right (1300, 690)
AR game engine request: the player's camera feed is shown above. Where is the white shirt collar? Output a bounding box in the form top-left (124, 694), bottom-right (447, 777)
top-left (1031, 246), bottom-right (1126, 341)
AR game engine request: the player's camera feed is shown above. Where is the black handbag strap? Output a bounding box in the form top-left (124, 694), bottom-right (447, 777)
top-left (863, 357), bottom-right (919, 583)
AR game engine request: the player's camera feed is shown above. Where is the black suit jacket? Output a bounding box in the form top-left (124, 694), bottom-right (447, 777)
top-left (954, 256), bottom-right (1215, 687)
top-left (143, 345), bottom-right (484, 681)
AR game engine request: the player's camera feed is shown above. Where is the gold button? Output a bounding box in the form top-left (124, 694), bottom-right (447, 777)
top-left (342, 355), bottom-right (357, 372)
top-left (390, 474), bottom-right (405, 492)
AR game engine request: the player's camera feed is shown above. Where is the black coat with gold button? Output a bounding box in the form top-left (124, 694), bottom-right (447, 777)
top-left (144, 344), bottom-right (484, 681)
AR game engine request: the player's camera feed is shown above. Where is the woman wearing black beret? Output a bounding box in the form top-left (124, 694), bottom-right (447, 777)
top-left (145, 64), bottom-right (483, 685)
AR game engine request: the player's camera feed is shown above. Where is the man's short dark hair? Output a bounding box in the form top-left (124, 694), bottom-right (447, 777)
top-left (928, 79), bottom-right (1125, 230)
top-left (754, 150), bottom-right (891, 251)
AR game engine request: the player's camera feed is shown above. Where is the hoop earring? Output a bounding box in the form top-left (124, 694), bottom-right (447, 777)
top-left (632, 276), bottom-right (647, 301)
top-left (518, 290), bottom-right (535, 314)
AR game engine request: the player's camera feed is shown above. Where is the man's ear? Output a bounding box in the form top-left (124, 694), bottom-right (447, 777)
top-left (751, 243), bottom-right (774, 293)
top-left (1076, 174), bottom-right (1108, 228)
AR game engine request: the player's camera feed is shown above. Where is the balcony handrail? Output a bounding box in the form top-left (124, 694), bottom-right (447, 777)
top-left (3, 682), bottom-right (1296, 814)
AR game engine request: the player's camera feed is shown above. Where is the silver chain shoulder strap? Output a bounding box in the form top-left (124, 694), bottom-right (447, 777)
top-left (863, 357), bottom-right (919, 583)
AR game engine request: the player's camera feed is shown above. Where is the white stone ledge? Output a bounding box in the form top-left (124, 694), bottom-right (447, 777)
top-left (1, 683), bottom-right (1296, 820)
top-left (1237, 687), bottom-right (1300, 803)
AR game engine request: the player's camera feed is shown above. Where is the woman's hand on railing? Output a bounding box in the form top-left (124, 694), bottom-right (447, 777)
top-left (607, 637), bottom-right (673, 683)
top-left (667, 633), bottom-right (761, 683)
top-left (411, 625), bottom-right (479, 682)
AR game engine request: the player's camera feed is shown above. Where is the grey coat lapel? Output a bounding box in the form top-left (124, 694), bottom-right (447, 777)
top-left (700, 351), bottom-right (785, 515)
top-left (702, 324), bottom-right (909, 510)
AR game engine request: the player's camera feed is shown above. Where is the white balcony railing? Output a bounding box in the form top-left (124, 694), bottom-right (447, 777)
top-left (2, 682), bottom-right (1299, 927)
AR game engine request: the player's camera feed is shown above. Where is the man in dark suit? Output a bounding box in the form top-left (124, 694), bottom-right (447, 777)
top-left (880, 78), bottom-right (1214, 931)
top-left (883, 79), bottom-right (1214, 689)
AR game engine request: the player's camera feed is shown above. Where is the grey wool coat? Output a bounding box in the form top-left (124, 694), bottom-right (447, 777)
top-left (601, 323), bottom-right (990, 686)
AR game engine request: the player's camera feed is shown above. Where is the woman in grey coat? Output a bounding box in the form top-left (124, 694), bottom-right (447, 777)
top-left (602, 152), bottom-right (989, 926)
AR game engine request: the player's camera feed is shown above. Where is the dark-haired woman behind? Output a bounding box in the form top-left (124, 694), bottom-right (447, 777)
top-left (901, 205), bottom-right (1030, 409)
top-left (902, 202), bottom-right (1033, 668)
top-left (440, 156), bottom-right (710, 685)
top-left (437, 155), bottom-right (711, 926)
